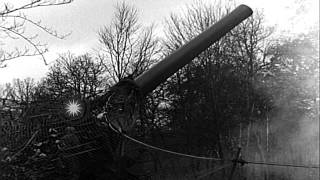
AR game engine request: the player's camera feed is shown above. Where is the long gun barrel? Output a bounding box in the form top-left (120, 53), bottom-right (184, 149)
top-left (104, 4), bottom-right (253, 132)
top-left (135, 4), bottom-right (253, 94)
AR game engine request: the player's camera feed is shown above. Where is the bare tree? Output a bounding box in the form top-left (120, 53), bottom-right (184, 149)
top-left (0, 78), bottom-right (36, 102)
top-left (11, 78), bottom-right (36, 103)
top-left (164, 0), bottom-right (231, 51)
top-left (0, 78), bottom-right (36, 117)
top-left (98, 1), bottom-right (160, 84)
top-left (41, 53), bottom-right (106, 99)
top-left (0, 0), bottom-right (73, 68)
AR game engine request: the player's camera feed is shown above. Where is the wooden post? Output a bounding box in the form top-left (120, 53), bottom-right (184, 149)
top-left (228, 147), bottom-right (242, 180)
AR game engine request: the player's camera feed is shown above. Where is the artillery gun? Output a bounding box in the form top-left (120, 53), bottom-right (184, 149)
top-left (0, 4), bottom-right (252, 180)
top-left (105, 4), bottom-right (253, 132)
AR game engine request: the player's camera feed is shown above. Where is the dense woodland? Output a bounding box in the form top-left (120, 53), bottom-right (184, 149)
top-left (0, 1), bottom-right (319, 180)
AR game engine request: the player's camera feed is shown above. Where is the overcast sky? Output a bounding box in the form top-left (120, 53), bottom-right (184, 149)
top-left (0, 0), bottom-right (318, 84)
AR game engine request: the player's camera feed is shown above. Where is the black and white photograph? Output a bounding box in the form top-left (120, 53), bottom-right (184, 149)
top-left (0, 0), bottom-right (319, 179)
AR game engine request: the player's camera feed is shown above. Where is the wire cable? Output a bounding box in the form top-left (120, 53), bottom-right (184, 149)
top-left (123, 132), bottom-right (224, 161)
top-left (108, 123), bottom-right (224, 161)
top-left (108, 123), bottom-right (320, 170)
top-left (242, 160), bottom-right (320, 169)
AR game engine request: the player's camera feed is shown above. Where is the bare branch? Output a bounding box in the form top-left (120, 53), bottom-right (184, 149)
top-left (0, 26), bottom-right (48, 64)
top-left (0, 0), bottom-right (73, 16)
top-left (0, 0), bottom-right (73, 67)
top-left (3, 14), bottom-right (71, 39)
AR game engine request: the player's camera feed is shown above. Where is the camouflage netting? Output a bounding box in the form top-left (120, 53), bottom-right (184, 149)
top-left (0, 79), bottom-right (145, 180)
